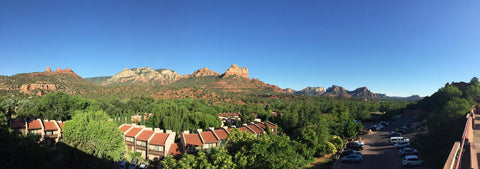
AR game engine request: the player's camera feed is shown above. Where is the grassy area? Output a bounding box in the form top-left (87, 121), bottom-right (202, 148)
top-left (303, 154), bottom-right (335, 169)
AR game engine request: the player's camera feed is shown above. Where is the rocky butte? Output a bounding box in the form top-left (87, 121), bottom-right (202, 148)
top-left (187, 67), bottom-right (221, 78)
top-left (102, 67), bottom-right (182, 85)
top-left (222, 64), bottom-right (249, 79)
top-left (34, 66), bottom-right (81, 78)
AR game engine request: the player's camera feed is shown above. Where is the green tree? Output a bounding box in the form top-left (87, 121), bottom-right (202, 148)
top-left (62, 110), bottom-right (125, 161)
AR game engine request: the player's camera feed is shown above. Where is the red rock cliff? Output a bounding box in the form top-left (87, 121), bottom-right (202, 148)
top-left (222, 64), bottom-right (249, 79)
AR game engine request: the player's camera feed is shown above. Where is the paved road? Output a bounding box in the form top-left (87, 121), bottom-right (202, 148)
top-left (334, 120), bottom-right (423, 169)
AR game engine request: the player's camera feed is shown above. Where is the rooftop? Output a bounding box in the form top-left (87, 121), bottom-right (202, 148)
top-left (136, 129), bottom-right (154, 141)
top-left (119, 124), bottom-right (132, 133)
top-left (43, 121), bottom-right (58, 131)
top-left (125, 127), bottom-right (142, 137)
top-left (149, 133), bottom-right (169, 146)
top-left (214, 129), bottom-right (229, 140)
top-left (11, 118), bottom-right (25, 129)
top-left (28, 119), bottom-right (42, 129)
top-left (184, 133), bottom-right (203, 146)
top-left (200, 131), bottom-right (218, 143)
top-left (248, 124), bottom-right (263, 133)
top-left (58, 122), bottom-right (64, 132)
top-left (237, 126), bottom-right (253, 133)
top-left (168, 143), bottom-right (183, 156)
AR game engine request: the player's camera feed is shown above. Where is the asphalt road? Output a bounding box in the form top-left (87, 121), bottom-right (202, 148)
top-left (333, 120), bottom-right (423, 169)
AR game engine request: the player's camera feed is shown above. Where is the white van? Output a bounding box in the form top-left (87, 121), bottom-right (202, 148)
top-left (390, 137), bottom-right (409, 144)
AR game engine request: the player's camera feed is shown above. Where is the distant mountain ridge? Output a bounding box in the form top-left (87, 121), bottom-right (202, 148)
top-left (286, 85), bottom-right (418, 99)
top-left (0, 65), bottom-right (420, 100)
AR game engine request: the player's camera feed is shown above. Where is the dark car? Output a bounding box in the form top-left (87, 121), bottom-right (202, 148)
top-left (342, 154), bottom-right (363, 163)
top-left (387, 132), bottom-right (402, 137)
top-left (129, 158), bottom-right (138, 169)
top-left (346, 142), bottom-right (364, 151)
top-left (341, 150), bottom-right (362, 156)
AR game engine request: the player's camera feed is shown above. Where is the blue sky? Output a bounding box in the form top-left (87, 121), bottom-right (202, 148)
top-left (1, 0), bottom-right (479, 97)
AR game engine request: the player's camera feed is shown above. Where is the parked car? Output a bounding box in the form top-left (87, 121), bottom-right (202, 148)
top-left (394, 140), bottom-right (410, 149)
top-left (341, 150), bottom-right (362, 156)
top-left (390, 137), bottom-right (409, 144)
top-left (346, 142), bottom-right (364, 151)
top-left (353, 140), bottom-right (364, 146)
top-left (129, 158), bottom-right (138, 169)
top-left (380, 121), bottom-right (391, 126)
top-left (402, 155), bottom-right (422, 167)
top-left (342, 154), bottom-right (363, 163)
top-left (387, 132), bottom-right (401, 137)
top-left (138, 162), bottom-right (148, 169)
top-left (399, 147), bottom-right (418, 156)
top-left (374, 124), bottom-right (385, 129)
top-left (368, 126), bottom-right (379, 131)
top-left (119, 161), bottom-right (128, 169)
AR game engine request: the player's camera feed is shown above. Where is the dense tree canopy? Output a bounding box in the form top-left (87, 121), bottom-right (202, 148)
top-left (62, 110), bottom-right (125, 161)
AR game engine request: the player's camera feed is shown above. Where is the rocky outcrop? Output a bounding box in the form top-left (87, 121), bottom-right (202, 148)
top-left (291, 85), bottom-right (389, 98)
top-left (349, 87), bottom-right (377, 97)
top-left (324, 85), bottom-right (349, 96)
top-left (187, 67), bottom-right (221, 78)
top-left (295, 87), bottom-right (325, 96)
top-left (32, 66), bottom-right (81, 78)
top-left (20, 82), bottom-right (57, 95)
top-left (222, 64), bottom-right (249, 79)
top-left (283, 88), bottom-right (296, 94)
top-left (102, 67), bottom-right (182, 85)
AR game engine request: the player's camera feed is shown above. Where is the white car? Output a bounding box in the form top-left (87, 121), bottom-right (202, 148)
top-left (399, 147), bottom-right (418, 156)
top-left (402, 155), bottom-right (422, 167)
top-left (354, 140), bottom-right (365, 146)
top-left (394, 141), bottom-right (410, 149)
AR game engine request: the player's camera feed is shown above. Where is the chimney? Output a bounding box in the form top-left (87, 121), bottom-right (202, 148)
top-left (208, 127), bottom-right (215, 131)
top-left (197, 129), bottom-right (203, 133)
top-left (166, 130), bottom-right (172, 133)
top-left (183, 130), bottom-right (190, 134)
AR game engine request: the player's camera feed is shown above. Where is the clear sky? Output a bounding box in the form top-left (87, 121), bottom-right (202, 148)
top-left (1, 0), bottom-right (479, 97)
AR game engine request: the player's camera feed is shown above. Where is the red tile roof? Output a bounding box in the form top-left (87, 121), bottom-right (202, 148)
top-left (119, 125), bottom-right (132, 133)
top-left (184, 133), bottom-right (203, 146)
top-left (248, 124), bottom-right (263, 133)
top-left (255, 123), bottom-right (267, 130)
top-left (136, 130), bottom-right (154, 141)
top-left (200, 131), bottom-right (218, 143)
top-left (266, 122), bottom-right (276, 128)
top-left (168, 143), bottom-right (183, 156)
top-left (28, 120), bottom-right (42, 129)
top-left (214, 129), bottom-right (229, 140)
top-left (11, 119), bottom-right (25, 129)
top-left (58, 122), bottom-right (64, 132)
top-left (43, 121), bottom-right (58, 131)
top-left (125, 127), bottom-right (142, 137)
top-left (149, 133), bottom-right (169, 145)
top-left (237, 126), bottom-right (253, 133)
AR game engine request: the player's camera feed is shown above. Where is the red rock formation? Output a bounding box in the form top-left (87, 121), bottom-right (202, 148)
top-left (187, 67), bottom-right (221, 78)
top-left (33, 66), bottom-right (81, 78)
top-left (20, 83), bottom-right (57, 94)
top-left (222, 64), bottom-right (249, 79)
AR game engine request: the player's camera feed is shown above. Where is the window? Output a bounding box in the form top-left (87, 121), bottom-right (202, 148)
top-left (136, 141), bottom-right (146, 146)
top-left (127, 137), bottom-right (134, 142)
top-left (45, 131), bottom-right (53, 135)
top-left (149, 145), bottom-right (163, 151)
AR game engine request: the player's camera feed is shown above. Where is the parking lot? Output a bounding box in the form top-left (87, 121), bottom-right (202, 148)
top-left (333, 118), bottom-right (423, 169)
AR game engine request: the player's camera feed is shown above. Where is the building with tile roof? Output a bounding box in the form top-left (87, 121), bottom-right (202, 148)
top-left (10, 118), bottom-right (27, 135)
top-left (43, 120), bottom-right (61, 145)
top-left (147, 130), bottom-right (176, 160)
top-left (27, 119), bottom-right (44, 141)
top-left (124, 125), bottom-right (144, 151)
